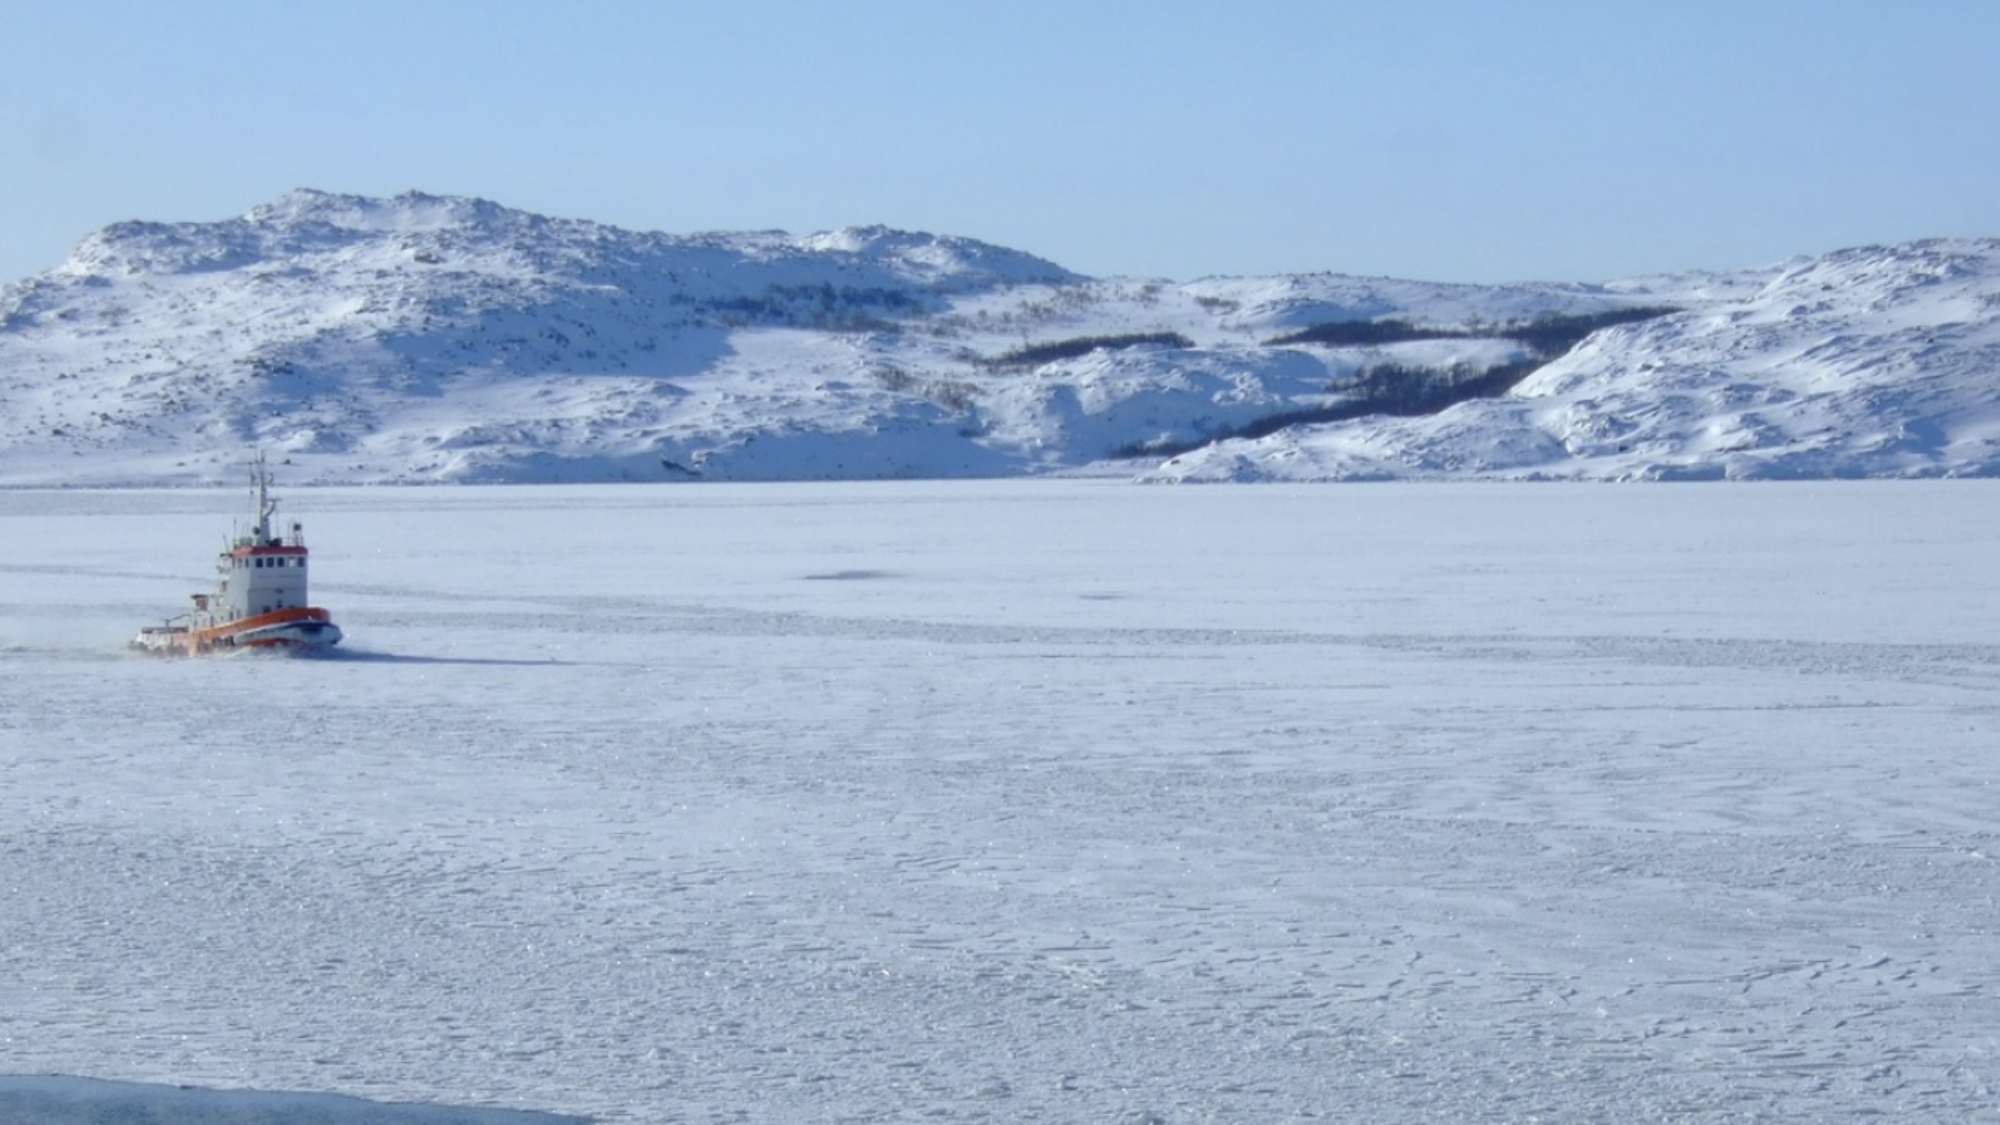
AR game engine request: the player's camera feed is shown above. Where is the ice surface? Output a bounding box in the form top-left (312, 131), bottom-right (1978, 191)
top-left (3, 481), bottom-right (1998, 1122)
top-left (0, 1074), bottom-right (586, 1124)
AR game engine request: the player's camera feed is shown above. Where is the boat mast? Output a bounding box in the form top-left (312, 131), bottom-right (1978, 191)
top-left (250, 451), bottom-right (276, 544)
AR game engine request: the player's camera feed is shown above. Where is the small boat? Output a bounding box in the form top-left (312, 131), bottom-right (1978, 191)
top-left (132, 454), bottom-right (344, 656)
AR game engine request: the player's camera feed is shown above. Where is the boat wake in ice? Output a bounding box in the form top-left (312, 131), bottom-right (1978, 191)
top-left (0, 1076), bottom-right (588, 1125)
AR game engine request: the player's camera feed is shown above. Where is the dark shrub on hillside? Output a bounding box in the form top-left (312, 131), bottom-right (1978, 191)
top-left (1265, 306), bottom-right (1678, 355)
top-left (984, 332), bottom-right (1194, 370)
top-left (1263, 319), bottom-right (1460, 347)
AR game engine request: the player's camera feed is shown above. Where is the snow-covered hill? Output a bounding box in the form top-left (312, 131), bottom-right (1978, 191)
top-left (2, 190), bottom-right (1995, 484)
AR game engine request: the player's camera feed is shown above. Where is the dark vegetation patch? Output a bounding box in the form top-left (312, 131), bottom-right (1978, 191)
top-left (1112, 306), bottom-right (1680, 460)
top-left (980, 332), bottom-right (1194, 371)
top-left (694, 283), bottom-right (929, 331)
top-left (1263, 306), bottom-right (1679, 354)
top-left (1261, 318), bottom-right (1463, 347)
top-left (1108, 358), bottom-right (1546, 460)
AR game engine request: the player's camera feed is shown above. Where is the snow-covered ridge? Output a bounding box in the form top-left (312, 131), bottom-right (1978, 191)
top-left (1, 190), bottom-right (1995, 484)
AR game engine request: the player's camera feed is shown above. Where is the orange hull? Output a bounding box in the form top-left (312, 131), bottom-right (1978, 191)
top-left (134, 606), bottom-right (342, 656)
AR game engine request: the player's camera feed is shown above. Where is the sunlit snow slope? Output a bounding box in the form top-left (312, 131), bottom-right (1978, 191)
top-left (1, 190), bottom-right (1994, 484)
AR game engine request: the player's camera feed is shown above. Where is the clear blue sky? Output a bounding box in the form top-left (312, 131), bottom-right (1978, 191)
top-left (4, 0), bottom-right (1997, 286)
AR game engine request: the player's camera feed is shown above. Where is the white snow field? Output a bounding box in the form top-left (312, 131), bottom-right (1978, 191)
top-left (3, 481), bottom-right (1998, 1123)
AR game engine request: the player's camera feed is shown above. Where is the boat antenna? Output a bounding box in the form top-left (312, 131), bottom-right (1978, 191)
top-left (251, 450), bottom-right (276, 544)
